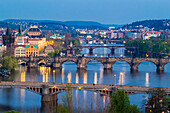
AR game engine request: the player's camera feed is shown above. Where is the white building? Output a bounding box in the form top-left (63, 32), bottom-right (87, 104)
top-left (15, 45), bottom-right (25, 57)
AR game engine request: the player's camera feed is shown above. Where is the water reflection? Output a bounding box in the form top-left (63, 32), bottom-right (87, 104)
top-left (0, 52), bottom-right (170, 112)
top-left (145, 73), bottom-right (149, 87)
top-left (94, 72), bottom-right (97, 84)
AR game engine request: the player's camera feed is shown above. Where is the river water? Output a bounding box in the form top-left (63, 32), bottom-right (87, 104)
top-left (0, 45), bottom-right (170, 113)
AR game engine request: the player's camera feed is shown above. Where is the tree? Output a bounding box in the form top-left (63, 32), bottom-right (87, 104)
top-left (48, 52), bottom-right (55, 57)
top-left (1, 56), bottom-right (18, 70)
top-left (145, 88), bottom-right (169, 113)
top-left (109, 89), bottom-right (140, 113)
top-left (56, 83), bottom-right (73, 113)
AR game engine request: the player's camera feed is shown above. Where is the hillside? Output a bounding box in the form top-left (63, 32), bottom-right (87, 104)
top-left (1, 19), bottom-right (121, 30)
top-left (123, 19), bottom-right (170, 30)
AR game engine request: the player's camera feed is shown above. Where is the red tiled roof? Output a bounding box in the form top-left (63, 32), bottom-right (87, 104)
top-left (16, 45), bottom-right (25, 47)
top-left (24, 38), bottom-right (41, 41)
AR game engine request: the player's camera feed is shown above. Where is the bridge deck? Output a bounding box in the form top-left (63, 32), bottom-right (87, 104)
top-left (0, 81), bottom-right (170, 93)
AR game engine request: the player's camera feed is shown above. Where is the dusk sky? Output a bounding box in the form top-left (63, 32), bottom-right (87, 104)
top-left (0, 0), bottom-right (170, 24)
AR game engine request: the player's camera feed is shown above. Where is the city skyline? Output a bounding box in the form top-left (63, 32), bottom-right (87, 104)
top-left (0, 0), bottom-right (170, 24)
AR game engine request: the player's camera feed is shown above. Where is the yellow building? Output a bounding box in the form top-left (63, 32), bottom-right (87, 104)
top-left (25, 44), bottom-right (39, 57)
top-left (24, 38), bottom-right (46, 50)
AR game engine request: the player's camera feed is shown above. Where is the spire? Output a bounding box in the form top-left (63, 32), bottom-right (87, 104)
top-left (18, 24), bottom-right (22, 34)
top-left (6, 24), bottom-right (11, 36)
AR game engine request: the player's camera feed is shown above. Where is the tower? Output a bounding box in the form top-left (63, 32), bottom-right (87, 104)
top-left (16, 24), bottom-right (24, 45)
top-left (2, 24), bottom-right (15, 55)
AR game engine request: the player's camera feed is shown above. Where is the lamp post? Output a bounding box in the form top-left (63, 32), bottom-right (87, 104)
top-left (45, 73), bottom-right (46, 84)
top-left (53, 70), bottom-right (55, 83)
top-left (114, 74), bottom-right (116, 88)
top-left (120, 72), bottom-right (123, 86)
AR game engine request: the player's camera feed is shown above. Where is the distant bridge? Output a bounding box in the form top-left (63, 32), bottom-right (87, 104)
top-left (16, 56), bottom-right (170, 72)
top-left (67, 46), bottom-right (135, 54)
top-left (0, 81), bottom-right (169, 102)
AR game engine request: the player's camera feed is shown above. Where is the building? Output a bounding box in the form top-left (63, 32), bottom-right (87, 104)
top-left (0, 44), bottom-right (6, 57)
top-left (26, 25), bottom-right (42, 38)
top-left (16, 25), bottom-right (25, 45)
top-left (25, 44), bottom-right (39, 57)
top-left (111, 32), bottom-right (118, 38)
top-left (144, 31), bottom-right (161, 40)
top-left (24, 38), bottom-right (46, 50)
top-left (2, 24), bottom-right (15, 55)
top-left (14, 45), bottom-right (25, 57)
top-left (44, 45), bottom-right (54, 56)
top-left (50, 34), bottom-right (65, 40)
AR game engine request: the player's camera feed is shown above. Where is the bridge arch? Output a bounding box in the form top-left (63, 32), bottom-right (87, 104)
top-left (60, 60), bottom-right (78, 69)
top-left (164, 62), bottom-right (170, 72)
top-left (0, 86), bottom-right (42, 95)
top-left (85, 60), bottom-right (104, 70)
top-left (18, 59), bottom-right (27, 65)
top-left (38, 60), bottom-right (46, 66)
top-left (93, 48), bottom-right (111, 54)
top-left (37, 59), bottom-right (52, 66)
top-left (138, 61), bottom-right (157, 72)
top-left (112, 60), bottom-right (131, 71)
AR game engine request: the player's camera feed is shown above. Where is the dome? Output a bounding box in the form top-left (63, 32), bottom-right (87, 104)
top-left (28, 28), bottom-right (41, 32)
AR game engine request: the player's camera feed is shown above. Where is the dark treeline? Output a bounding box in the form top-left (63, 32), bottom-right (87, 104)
top-left (125, 39), bottom-right (170, 58)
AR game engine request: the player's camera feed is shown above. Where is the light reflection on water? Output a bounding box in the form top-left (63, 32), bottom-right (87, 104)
top-left (0, 47), bottom-right (170, 112)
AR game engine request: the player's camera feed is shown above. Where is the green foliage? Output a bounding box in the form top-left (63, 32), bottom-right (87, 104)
top-left (1, 56), bottom-right (18, 70)
top-left (71, 39), bottom-right (80, 46)
top-left (56, 83), bottom-right (73, 113)
top-left (109, 89), bottom-right (140, 113)
top-left (48, 52), bottom-right (55, 57)
top-left (125, 39), bottom-right (170, 57)
top-left (145, 88), bottom-right (168, 113)
top-left (55, 46), bottom-right (66, 55)
top-left (129, 104), bottom-right (140, 113)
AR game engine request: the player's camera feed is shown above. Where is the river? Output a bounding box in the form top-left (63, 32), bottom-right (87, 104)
top-left (0, 45), bottom-right (169, 113)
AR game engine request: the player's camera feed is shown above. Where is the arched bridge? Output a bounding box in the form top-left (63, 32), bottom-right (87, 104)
top-left (0, 81), bottom-right (170, 102)
top-left (67, 46), bottom-right (135, 54)
top-left (17, 56), bottom-right (170, 72)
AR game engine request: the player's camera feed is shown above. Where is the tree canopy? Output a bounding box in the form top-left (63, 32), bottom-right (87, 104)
top-left (1, 56), bottom-right (18, 70)
top-left (109, 89), bottom-right (140, 113)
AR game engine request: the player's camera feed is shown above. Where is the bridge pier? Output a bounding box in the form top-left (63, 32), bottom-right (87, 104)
top-left (111, 48), bottom-right (115, 55)
top-left (131, 64), bottom-right (138, 72)
top-left (53, 62), bottom-right (61, 69)
top-left (41, 85), bottom-right (58, 102)
top-left (27, 62), bottom-right (38, 68)
top-left (89, 48), bottom-right (93, 55)
top-left (156, 64), bottom-right (164, 73)
top-left (77, 63), bottom-right (87, 70)
top-left (104, 62), bottom-right (113, 70)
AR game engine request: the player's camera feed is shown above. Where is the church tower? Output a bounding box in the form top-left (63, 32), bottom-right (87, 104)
top-left (16, 24), bottom-right (25, 45)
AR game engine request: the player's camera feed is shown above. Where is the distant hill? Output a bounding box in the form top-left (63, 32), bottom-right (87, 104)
top-left (1, 19), bottom-right (121, 30)
top-left (103, 24), bottom-right (124, 28)
top-left (64, 21), bottom-right (102, 26)
top-left (123, 19), bottom-right (170, 30)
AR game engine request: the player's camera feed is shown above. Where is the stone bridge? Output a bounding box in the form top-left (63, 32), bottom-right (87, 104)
top-left (67, 46), bottom-right (135, 54)
top-left (17, 56), bottom-right (170, 72)
top-left (0, 81), bottom-right (170, 102)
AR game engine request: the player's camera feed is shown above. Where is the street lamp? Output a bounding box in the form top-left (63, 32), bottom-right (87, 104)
top-left (120, 72), bottom-right (123, 86)
top-left (114, 74), bottom-right (116, 87)
top-left (45, 73), bottom-right (46, 83)
top-left (53, 70), bottom-right (55, 83)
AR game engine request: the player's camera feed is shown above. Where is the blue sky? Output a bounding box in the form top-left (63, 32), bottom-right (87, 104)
top-left (0, 0), bottom-right (170, 24)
